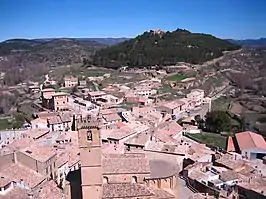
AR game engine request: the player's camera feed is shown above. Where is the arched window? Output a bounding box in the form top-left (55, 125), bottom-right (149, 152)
top-left (132, 176), bottom-right (137, 183)
top-left (87, 130), bottom-right (92, 141)
top-left (103, 176), bottom-right (108, 184)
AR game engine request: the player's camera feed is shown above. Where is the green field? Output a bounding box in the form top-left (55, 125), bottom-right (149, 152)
top-left (187, 132), bottom-right (227, 149)
top-left (0, 119), bottom-right (12, 130)
top-left (166, 74), bottom-right (187, 81)
top-left (212, 96), bottom-right (231, 111)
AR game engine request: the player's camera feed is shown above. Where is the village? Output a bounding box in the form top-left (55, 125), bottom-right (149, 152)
top-left (0, 66), bottom-right (265, 199)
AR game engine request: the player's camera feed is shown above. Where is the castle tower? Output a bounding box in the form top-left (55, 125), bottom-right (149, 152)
top-left (78, 115), bottom-right (102, 199)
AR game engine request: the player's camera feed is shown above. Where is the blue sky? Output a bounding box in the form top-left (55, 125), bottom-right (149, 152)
top-left (1, 0), bottom-right (266, 41)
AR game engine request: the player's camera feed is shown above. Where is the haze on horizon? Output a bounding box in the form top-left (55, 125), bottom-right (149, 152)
top-left (1, 0), bottom-right (266, 41)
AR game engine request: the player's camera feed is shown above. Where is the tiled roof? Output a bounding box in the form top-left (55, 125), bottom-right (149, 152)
top-left (88, 91), bottom-right (106, 96)
top-left (21, 144), bottom-right (56, 162)
top-left (106, 127), bottom-right (134, 140)
top-left (37, 111), bottom-right (58, 119)
top-left (47, 115), bottom-right (62, 125)
top-left (56, 144), bottom-right (80, 167)
top-left (6, 138), bottom-right (33, 151)
top-left (153, 189), bottom-right (175, 199)
top-left (235, 131), bottom-right (266, 150)
top-left (30, 117), bottom-right (47, 125)
top-left (125, 133), bottom-right (150, 146)
top-left (24, 128), bottom-right (49, 139)
top-left (59, 113), bottom-right (71, 123)
top-left (219, 170), bottom-right (240, 182)
top-left (102, 183), bottom-right (154, 198)
top-left (0, 187), bottom-right (28, 199)
top-left (149, 159), bottom-right (179, 179)
top-left (227, 136), bottom-right (235, 152)
top-left (153, 129), bottom-right (176, 144)
top-left (0, 174), bottom-right (12, 187)
top-left (32, 180), bottom-right (63, 199)
top-left (102, 153), bottom-right (150, 174)
top-left (0, 163), bottom-right (45, 189)
top-left (216, 154), bottom-right (246, 170)
top-left (162, 99), bottom-right (185, 110)
top-left (52, 92), bottom-right (69, 97)
top-left (100, 108), bottom-right (118, 115)
top-left (102, 113), bottom-right (121, 123)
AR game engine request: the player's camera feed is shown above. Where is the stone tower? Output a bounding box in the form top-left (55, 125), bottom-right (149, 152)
top-left (78, 114), bottom-right (102, 199)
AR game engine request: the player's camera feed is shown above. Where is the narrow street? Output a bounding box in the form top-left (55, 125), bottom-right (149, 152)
top-left (178, 178), bottom-right (194, 199)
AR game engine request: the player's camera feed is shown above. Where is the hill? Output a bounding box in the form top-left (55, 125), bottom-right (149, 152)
top-left (0, 38), bottom-right (108, 85)
top-left (92, 29), bottom-right (241, 68)
top-left (227, 38), bottom-right (266, 47)
top-left (0, 38), bottom-right (106, 64)
top-left (75, 38), bottom-right (130, 45)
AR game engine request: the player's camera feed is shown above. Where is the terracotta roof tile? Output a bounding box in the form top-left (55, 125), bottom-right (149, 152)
top-left (153, 189), bottom-right (175, 199)
top-left (21, 144), bottom-right (56, 162)
top-left (0, 187), bottom-right (28, 199)
top-left (102, 153), bottom-right (150, 174)
top-left (0, 163), bottom-right (45, 189)
top-left (24, 128), bottom-right (50, 140)
top-left (102, 183), bottom-right (154, 198)
top-left (235, 131), bottom-right (266, 150)
top-left (32, 180), bottom-right (63, 199)
top-left (227, 136), bottom-right (235, 152)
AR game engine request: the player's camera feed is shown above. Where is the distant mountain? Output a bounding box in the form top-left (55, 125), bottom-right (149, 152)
top-left (228, 38), bottom-right (266, 47)
top-left (0, 38), bottom-right (106, 64)
top-left (75, 38), bottom-right (130, 45)
top-left (92, 29), bottom-right (241, 69)
top-left (32, 38), bottom-right (130, 46)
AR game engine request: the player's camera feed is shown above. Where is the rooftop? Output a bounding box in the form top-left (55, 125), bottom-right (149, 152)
top-left (125, 132), bottom-right (150, 146)
top-left (219, 170), bottom-right (240, 182)
top-left (102, 183), bottom-right (154, 198)
top-left (102, 113), bottom-right (121, 123)
top-left (24, 128), bottom-right (50, 140)
top-left (5, 137), bottom-right (33, 151)
top-left (235, 131), bottom-right (266, 151)
top-left (0, 163), bottom-right (45, 189)
top-left (32, 180), bottom-right (63, 199)
top-left (21, 144), bottom-right (56, 162)
top-left (0, 187), bottom-right (28, 199)
top-left (88, 91), bottom-right (106, 96)
top-left (162, 99), bottom-right (185, 110)
top-left (227, 136), bottom-right (235, 152)
top-left (153, 189), bottom-right (175, 199)
top-left (149, 159), bottom-right (179, 179)
top-left (52, 92), bottom-right (69, 97)
top-left (105, 126), bottom-right (134, 140)
top-left (102, 153), bottom-right (150, 174)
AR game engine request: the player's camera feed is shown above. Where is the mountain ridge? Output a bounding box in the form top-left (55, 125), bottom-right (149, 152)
top-left (227, 38), bottom-right (266, 47)
top-left (92, 29), bottom-right (241, 68)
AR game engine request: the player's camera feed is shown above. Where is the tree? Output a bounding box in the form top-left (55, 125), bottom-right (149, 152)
top-left (12, 113), bottom-right (25, 129)
top-left (194, 115), bottom-right (201, 124)
top-left (71, 85), bottom-right (78, 94)
top-left (205, 110), bottom-right (231, 133)
top-left (194, 114), bottom-right (205, 129)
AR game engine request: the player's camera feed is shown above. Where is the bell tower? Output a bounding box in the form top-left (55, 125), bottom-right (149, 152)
top-left (78, 114), bottom-right (102, 199)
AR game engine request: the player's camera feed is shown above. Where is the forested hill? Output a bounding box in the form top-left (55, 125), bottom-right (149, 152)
top-left (92, 29), bottom-right (241, 68)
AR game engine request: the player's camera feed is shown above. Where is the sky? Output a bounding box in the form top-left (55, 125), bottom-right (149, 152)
top-left (1, 0), bottom-right (266, 41)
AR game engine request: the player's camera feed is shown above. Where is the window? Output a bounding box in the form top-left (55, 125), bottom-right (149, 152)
top-left (87, 130), bottom-right (92, 141)
top-left (103, 177), bottom-right (108, 184)
top-left (132, 176), bottom-right (137, 183)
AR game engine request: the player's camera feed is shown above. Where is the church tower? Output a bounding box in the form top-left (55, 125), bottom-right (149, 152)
top-left (78, 115), bottom-right (102, 199)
